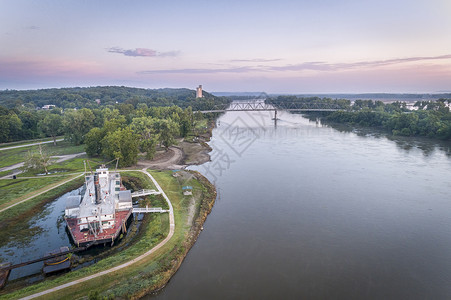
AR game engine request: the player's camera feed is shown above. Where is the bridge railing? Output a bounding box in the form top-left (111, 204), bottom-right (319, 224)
top-left (199, 99), bottom-right (348, 113)
top-left (131, 189), bottom-right (161, 197)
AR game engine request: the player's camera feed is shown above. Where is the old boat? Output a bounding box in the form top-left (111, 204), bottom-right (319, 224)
top-left (42, 246), bottom-right (71, 275)
top-left (64, 166), bottom-right (132, 247)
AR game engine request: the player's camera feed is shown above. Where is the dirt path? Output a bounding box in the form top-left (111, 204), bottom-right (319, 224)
top-left (19, 169), bottom-right (175, 300)
top-left (137, 146), bottom-right (185, 170)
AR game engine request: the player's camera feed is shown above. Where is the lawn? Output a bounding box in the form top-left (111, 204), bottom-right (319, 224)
top-left (0, 140), bottom-right (85, 169)
top-left (0, 136), bottom-right (61, 149)
top-left (0, 176), bottom-right (72, 208)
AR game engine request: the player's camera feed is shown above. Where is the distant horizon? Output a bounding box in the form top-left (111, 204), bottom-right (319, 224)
top-left (1, 1), bottom-right (451, 93)
top-left (1, 85), bottom-right (451, 97)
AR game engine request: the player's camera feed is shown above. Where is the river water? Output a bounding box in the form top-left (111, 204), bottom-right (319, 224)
top-left (153, 109), bottom-right (451, 299)
top-left (0, 188), bottom-right (81, 281)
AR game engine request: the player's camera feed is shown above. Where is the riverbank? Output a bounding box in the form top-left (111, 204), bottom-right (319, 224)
top-left (0, 119), bottom-right (218, 298)
top-left (137, 119), bottom-right (215, 170)
top-left (133, 170), bottom-right (216, 299)
top-left (1, 169), bottom-right (216, 299)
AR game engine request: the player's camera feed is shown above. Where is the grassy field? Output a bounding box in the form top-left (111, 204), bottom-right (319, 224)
top-left (0, 137), bottom-right (61, 149)
top-left (0, 176), bottom-right (72, 207)
top-left (1, 169), bottom-right (216, 299)
top-left (120, 170), bottom-right (157, 192)
top-left (0, 175), bottom-right (85, 222)
top-left (0, 140), bottom-right (85, 169)
top-left (17, 157), bottom-right (107, 178)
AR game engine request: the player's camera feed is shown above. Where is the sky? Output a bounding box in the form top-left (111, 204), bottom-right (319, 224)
top-left (1, 0), bottom-right (451, 93)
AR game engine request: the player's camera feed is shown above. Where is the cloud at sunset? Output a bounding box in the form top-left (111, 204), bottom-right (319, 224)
top-left (107, 47), bottom-right (179, 57)
top-left (138, 54), bottom-right (451, 75)
top-left (270, 55), bottom-right (451, 72)
top-left (1, 1), bottom-right (451, 92)
top-left (229, 58), bottom-right (282, 63)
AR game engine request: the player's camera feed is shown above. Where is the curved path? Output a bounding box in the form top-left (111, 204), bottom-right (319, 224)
top-left (20, 169), bottom-right (175, 300)
top-left (139, 146), bottom-right (184, 170)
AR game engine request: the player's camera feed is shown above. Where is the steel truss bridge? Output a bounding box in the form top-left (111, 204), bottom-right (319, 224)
top-left (200, 100), bottom-right (345, 113)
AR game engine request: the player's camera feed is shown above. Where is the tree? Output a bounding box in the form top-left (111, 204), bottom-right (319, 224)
top-left (157, 119), bottom-right (180, 149)
top-left (130, 116), bottom-right (160, 159)
top-left (141, 135), bottom-right (159, 159)
top-left (7, 113), bottom-right (23, 142)
top-left (63, 108), bottom-right (95, 145)
top-left (179, 107), bottom-right (193, 137)
top-left (102, 126), bottom-right (139, 167)
top-left (22, 144), bottom-right (52, 174)
top-left (39, 114), bottom-right (63, 145)
top-left (84, 127), bottom-right (105, 156)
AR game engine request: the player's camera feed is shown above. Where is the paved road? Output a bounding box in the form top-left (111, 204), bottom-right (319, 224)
top-left (0, 152), bottom-right (86, 179)
top-left (0, 139), bottom-right (64, 151)
top-left (20, 169), bottom-right (175, 300)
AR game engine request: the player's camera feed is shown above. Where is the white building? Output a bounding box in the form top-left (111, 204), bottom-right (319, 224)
top-left (196, 85), bottom-right (203, 98)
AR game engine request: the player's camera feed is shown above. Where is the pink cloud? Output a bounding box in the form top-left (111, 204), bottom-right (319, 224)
top-left (107, 47), bottom-right (178, 57)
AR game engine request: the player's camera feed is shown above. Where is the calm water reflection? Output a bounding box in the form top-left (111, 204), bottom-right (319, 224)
top-left (152, 110), bottom-right (451, 299)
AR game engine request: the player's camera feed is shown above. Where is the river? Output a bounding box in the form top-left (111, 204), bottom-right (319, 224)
top-left (152, 109), bottom-right (451, 299)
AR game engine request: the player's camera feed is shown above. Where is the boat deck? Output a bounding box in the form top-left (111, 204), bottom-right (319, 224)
top-left (66, 210), bottom-right (132, 247)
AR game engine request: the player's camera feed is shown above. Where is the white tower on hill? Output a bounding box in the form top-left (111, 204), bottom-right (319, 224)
top-left (196, 85), bottom-right (203, 98)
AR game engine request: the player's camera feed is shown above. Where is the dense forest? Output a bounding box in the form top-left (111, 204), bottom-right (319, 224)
top-left (0, 87), bottom-right (230, 166)
top-left (0, 86), bottom-right (229, 110)
top-left (267, 96), bottom-right (451, 140)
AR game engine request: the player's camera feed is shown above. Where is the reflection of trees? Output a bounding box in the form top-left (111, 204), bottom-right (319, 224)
top-left (299, 112), bottom-right (451, 157)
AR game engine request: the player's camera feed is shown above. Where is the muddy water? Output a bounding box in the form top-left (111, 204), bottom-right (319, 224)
top-left (153, 110), bottom-right (451, 299)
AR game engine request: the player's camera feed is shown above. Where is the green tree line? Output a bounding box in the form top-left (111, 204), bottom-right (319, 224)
top-left (267, 96), bottom-right (451, 140)
top-left (0, 87), bottom-right (228, 144)
top-left (0, 86), bottom-right (230, 110)
top-left (324, 99), bottom-right (451, 140)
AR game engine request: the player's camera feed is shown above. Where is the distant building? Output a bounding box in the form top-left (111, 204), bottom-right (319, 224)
top-left (405, 103), bottom-right (419, 111)
top-left (42, 104), bottom-right (56, 110)
top-left (95, 99), bottom-right (101, 104)
top-left (196, 85), bottom-right (203, 98)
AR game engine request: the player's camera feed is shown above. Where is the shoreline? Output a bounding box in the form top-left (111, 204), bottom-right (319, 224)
top-left (134, 170), bottom-right (216, 299)
top-left (137, 119), bottom-right (215, 170)
top-left (0, 121), bottom-right (218, 299)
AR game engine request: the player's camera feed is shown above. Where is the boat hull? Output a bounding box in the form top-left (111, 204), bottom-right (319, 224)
top-left (65, 210), bottom-right (132, 248)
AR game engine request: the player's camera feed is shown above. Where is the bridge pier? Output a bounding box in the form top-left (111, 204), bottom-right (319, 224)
top-left (273, 109), bottom-right (278, 128)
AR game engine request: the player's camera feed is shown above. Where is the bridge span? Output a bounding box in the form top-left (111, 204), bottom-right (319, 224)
top-left (199, 100), bottom-right (344, 114)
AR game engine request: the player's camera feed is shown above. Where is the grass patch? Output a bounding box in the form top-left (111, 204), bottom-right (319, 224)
top-left (120, 171), bottom-right (157, 191)
top-left (0, 137), bottom-right (61, 149)
top-left (0, 175), bottom-right (84, 222)
top-left (18, 157), bottom-right (106, 177)
top-left (0, 140), bottom-right (85, 169)
top-left (1, 169), bottom-right (216, 299)
top-left (0, 176), bottom-right (73, 208)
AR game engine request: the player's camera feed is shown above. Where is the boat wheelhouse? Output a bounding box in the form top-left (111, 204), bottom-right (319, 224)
top-left (64, 166), bottom-right (132, 247)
